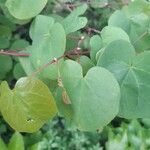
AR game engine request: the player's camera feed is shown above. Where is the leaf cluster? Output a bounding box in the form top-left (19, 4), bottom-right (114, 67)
top-left (0, 0), bottom-right (150, 134)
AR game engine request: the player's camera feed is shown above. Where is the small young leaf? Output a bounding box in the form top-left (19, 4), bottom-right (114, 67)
top-left (0, 77), bottom-right (58, 132)
top-left (62, 4), bottom-right (88, 34)
top-left (8, 132), bottom-right (24, 150)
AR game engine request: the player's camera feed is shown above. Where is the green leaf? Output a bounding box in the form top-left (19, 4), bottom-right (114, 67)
top-left (101, 26), bottom-right (130, 46)
top-left (55, 87), bottom-right (74, 126)
top-left (95, 47), bottom-right (105, 62)
top-left (128, 13), bottom-right (150, 52)
top-left (0, 0), bottom-right (6, 6)
top-left (1, 3), bottom-right (30, 25)
top-left (108, 2), bottom-right (150, 52)
top-left (5, 0), bottom-right (48, 19)
top-left (0, 138), bottom-right (7, 150)
top-left (8, 132), bottom-right (24, 150)
top-left (11, 39), bottom-right (30, 62)
top-left (29, 15), bottom-right (54, 41)
top-left (23, 131), bottom-right (43, 147)
top-left (0, 77), bottom-right (58, 132)
top-left (60, 60), bottom-right (120, 131)
top-left (97, 40), bottom-right (150, 119)
top-left (90, 35), bottom-right (103, 63)
top-left (28, 141), bottom-right (47, 150)
top-left (108, 10), bottom-right (130, 33)
top-left (61, 4), bottom-right (88, 34)
top-left (13, 63), bottom-right (26, 79)
top-left (66, 32), bottom-right (80, 51)
top-left (123, 0), bottom-right (150, 17)
top-left (0, 55), bottom-right (12, 79)
top-left (19, 49), bottom-right (36, 76)
top-left (28, 143), bottom-right (39, 150)
top-left (0, 14), bottom-right (16, 30)
top-left (77, 56), bottom-right (95, 76)
top-left (0, 38), bottom-right (9, 49)
top-left (29, 15), bottom-right (66, 80)
top-left (11, 39), bottom-right (29, 50)
top-left (0, 25), bottom-right (11, 49)
top-left (106, 132), bottom-right (128, 150)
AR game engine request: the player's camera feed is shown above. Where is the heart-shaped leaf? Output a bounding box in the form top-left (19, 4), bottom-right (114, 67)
top-left (5, 0), bottom-right (48, 19)
top-left (108, 10), bottom-right (130, 33)
top-left (58, 60), bottom-right (120, 131)
top-left (61, 4), bottom-right (88, 34)
top-left (0, 77), bottom-right (58, 132)
top-left (19, 15), bottom-right (66, 80)
top-left (97, 40), bottom-right (150, 118)
top-left (30, 15), bottom-right (66, 80)
top-left (101, 26), bottom-right (130, 46)
top-left (1, 3), bottom-right (30, 25)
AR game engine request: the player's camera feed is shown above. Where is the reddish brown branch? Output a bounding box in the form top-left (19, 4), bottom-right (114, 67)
top-left (0, 50), bottom-right (30, 57)
top-left (30, 55), bottom-right (65, 77)
top-left (30, 49), bottom-right (90, 77)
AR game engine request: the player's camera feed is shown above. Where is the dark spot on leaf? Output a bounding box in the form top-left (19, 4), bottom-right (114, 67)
top-left (26, 118), bottom-right (34, 122)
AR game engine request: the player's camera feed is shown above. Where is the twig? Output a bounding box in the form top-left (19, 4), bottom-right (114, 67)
top-left (85, 27), bottom-right (101, 35)
top-left (30, 55), bottom-right (65, 77)
top-left (0, 50), bottom-right (30, 57)
top-left (30, 49), bottom-right (89, 77)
